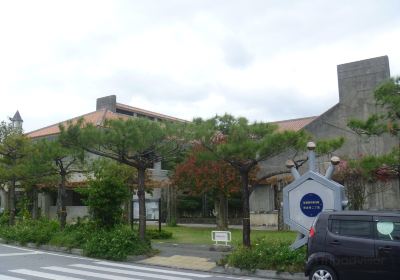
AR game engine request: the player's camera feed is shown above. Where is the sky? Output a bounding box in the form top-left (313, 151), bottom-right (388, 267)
top-left (1, 0), bottom-right (399, 133)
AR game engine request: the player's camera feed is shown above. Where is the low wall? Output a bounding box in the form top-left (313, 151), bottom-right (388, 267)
top-left (177, 217), bottom-right (242, 225)
top-left (250, 212), bottom-right (278, 230)
top-left (49, 206), bottom-right (89, 223)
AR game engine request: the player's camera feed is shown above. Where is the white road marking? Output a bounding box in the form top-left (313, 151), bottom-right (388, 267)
top-left (0, 244), bottom-right (36, 252)
top-left (0, 243), bottom-right (94, 261)
top-left (95, 261), bottom-right (212, 278)
top-left (0, 275), bottom-right (26, 280)
top-left (216, 276), bottom-right (255, 280)
top-left (0, 252), bottom-right (42, 257)
top-left (71, 264), bottom-right (192, 280)
top-left (10, 269), bottom-right (85, 280)
top-left (43, 266), bottom-right (144, 280)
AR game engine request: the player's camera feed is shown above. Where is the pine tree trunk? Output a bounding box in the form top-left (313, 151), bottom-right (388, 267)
top-left (57, 174), bottom-right (67, 229)
top-left (31, 187), bottom-right (39, 220)
top-left (216, 191), bottom-right (228, 230)
top-left (125, 186), bottom-right (133, 224)
top-left (137, 167), bottom-right (146, 240)
top-left (8, 178), bottom-right (16, 226)
top-left (166, 184), bottom-right (177, 226)
top-left (240, 171), bottom-right (251, 247)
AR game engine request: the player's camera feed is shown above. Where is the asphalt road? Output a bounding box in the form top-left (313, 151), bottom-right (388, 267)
top-left (0, 244), bottom-right (264, 280)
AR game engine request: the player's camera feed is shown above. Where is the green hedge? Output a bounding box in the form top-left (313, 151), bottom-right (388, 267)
top-left (84, 226), bottom-right (151, 260)
top-left (227, 239), bottom-right (306, 273)
top-left (0, 219), bottom-right (158, 261)
top-left (0, 219), bottom-right (59, 245)
top-left (146, 229), bottom-right (173, 239)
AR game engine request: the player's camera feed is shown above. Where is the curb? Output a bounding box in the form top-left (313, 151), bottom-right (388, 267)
top-left (221, 267), bottom-right (306, 280)
top-left (0, 238), bottom-right (84, 256)
top-left (0, 239), bottom-right (306, 280)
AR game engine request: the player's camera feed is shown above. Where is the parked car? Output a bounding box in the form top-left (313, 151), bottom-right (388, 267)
top-left (305, 211), bottom-right (400, 280)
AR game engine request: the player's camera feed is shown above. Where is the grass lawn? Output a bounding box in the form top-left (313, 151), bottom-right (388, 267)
top-left (147, 225), bottom-right (296, 245)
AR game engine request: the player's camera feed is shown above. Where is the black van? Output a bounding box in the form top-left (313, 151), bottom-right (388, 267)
top-left (305, 211), bottom-right (400, 280)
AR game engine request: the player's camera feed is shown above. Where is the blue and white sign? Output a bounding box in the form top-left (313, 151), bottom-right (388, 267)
top-left (283, 143), bottom-right (347, 249)
top-left (300, 193), bottom-right (323, 217)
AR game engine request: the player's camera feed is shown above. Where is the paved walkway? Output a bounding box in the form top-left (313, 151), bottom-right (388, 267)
top-left (138, 242), bottom-right (306, 280)
top-left (139, 242), bottom-right (227, 271)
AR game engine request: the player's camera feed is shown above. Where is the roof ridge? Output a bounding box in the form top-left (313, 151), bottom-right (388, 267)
top-left (116, 103), bottom-right (188, 122)
top-left (26, 109), bottom-right (106, 135)
top-left (271, 116), bottom-right (317, 124)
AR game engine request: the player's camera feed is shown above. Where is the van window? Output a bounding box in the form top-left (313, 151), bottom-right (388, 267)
top-left (376, 220), bottom-right (400, 241)
top-left (330, 219), bottom-right (373, 238)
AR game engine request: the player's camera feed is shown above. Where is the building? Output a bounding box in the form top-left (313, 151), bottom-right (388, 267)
top-left (250, 55), bottom-right (398, 229)
top-left (2, 56), bottom-right (395, 226)
top-left (22, 95), bottom-right (185, 222)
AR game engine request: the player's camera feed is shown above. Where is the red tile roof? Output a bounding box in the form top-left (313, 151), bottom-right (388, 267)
top-left (27, 106), bottom-right (316, 139)
top-left (26, 109), bottom-right (129, 139)
top-left (271, 116), bottom-right (317, 132)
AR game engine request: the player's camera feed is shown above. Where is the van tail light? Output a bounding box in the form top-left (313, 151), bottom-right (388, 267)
top-left (309, 227), bottom-right (315, 238)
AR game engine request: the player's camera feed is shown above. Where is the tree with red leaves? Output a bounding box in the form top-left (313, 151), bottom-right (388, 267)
top-left (173, 147), bottom-right (243, 230)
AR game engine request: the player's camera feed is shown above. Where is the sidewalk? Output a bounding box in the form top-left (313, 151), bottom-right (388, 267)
top-left (138, 242), bottom-right (227, 271)
top-left (137, 242), bottom-right (307, 280)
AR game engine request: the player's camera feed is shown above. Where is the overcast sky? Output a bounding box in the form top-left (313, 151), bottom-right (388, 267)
top-left (1, 0), bottom-right (399, 132)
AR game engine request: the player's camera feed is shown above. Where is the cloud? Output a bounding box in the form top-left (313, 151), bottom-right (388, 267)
top-left (0, 0), bottom-right (399, 132)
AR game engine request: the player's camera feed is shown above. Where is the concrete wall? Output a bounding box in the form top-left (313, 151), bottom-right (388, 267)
top-left (250, 185), bottom-right (275, 213)
top-left (250, 212), bottom-right (278, 230)
top-left (49, 206), bottom-right (89, 222)
top-left (96, 95), bottom-right (117, 112)
top-left (250, 56), bottom-right (399, 219)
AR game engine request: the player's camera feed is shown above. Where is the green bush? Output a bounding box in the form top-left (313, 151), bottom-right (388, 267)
top-left (227, 239), bottom-right (306, 273)
top-left (49, 222), bottom-right (94, 249)
top-left (146, 229), bottom-right (173, 239)
top-left (83, 226), bottom-right (151, 261)
top-left (0, 211), bottom-right (10, 226)
top-left (0, 219), bottom-right (59, 245)
top-left (0, 218), bottom-right (152, 261)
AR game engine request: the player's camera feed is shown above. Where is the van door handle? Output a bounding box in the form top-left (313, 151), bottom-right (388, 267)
top-left (378, 246), bottom-right (392, 252)
top-left (330, 240), bottom-right (341, 245)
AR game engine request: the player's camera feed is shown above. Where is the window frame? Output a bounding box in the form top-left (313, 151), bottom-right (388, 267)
top-left (328, 215), bottom-right (374, 239)
top-left (374, 216), bottom-right (400, 242)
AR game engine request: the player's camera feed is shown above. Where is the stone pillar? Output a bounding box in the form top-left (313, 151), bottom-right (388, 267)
top-left (38, 192), bottom-right (51, 219)
top-left (0, 189), bottom-right (8, 212)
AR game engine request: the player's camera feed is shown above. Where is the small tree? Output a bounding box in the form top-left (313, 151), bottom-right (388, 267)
top-left (33, 123), bottom-right (86, 229)
top-left (78, 118), bottom-right (185, 240)
top-left (80, 160), bottom-right (130, 228)
top-left (191, 114), bottom-right (308, 247)
top-left (348, 76), bottom-right (400, 178)
top-left (335, 155), bottom-right (395, 210)
top-left (173, 146), bottom-right (250, 230)
top-left (0, 121), bottom-right (31, 225)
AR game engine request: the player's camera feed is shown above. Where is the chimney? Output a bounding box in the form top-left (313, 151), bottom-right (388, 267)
top-left (96, 95), bottom-right (117, 112)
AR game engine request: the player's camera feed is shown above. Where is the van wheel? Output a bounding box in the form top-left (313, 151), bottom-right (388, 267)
top-left (309, 265), bottom-right (337, 280)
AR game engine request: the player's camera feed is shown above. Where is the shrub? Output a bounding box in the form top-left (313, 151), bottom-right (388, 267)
top-left (83, 226), bottom-right (151, 261)
top-left (227, 239), bottom-right (306, 273)
top-left (146, 229), bottom-right (173, 239)
top-left (0, 218), bottom-right (152, 261)
top-left (79, 160), bottom-right (129, 228)
top-left (0, 219), bottom-right (59, 245)
top-left (0, 211), bottom-right (10, 226)
top-left (49, 222), bottom-right (94, 249)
